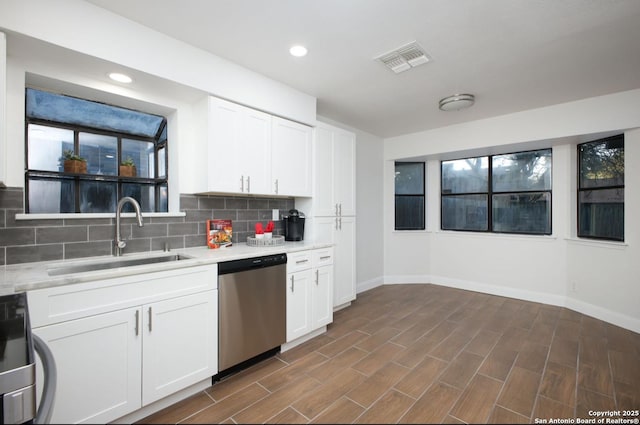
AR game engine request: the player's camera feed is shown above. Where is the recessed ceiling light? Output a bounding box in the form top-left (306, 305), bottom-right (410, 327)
top-left (108, 72), bottom-right (133, 83)
top-left (289, 45), bottom-right (308, 57)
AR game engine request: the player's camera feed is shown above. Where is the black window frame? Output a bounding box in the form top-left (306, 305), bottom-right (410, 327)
top-left (394, 161), bottom-right (426, 231)
top-left (577, 135), bottom-right (624, 242)
top-left (24, 92), bottom-right (169, 214)
top-left (440, 148), bottom-right (553, 235)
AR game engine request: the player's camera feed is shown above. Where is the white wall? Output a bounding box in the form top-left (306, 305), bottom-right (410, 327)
top-left (384, 89), bottom-right (640, 333)
top-left (0, 32), bottom-right (6, 187)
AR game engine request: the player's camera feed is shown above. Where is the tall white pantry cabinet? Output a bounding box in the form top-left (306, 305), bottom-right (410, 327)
top-left (300, 121), bottom-right (356, 309)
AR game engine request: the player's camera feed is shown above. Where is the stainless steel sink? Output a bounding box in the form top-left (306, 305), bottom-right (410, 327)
top-left (47, 254), bottom-right (194, 276)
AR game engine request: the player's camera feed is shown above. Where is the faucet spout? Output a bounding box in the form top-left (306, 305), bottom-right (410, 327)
top-left (115, 196), bottom-right (144, 256)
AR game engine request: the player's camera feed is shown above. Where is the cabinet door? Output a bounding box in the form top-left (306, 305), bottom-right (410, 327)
top-left (286, 269), bottom-right (313, 342)
top-left (142, 290), bottom-right (218, 405)
top-left (271, 116), bottom-right (312, 196)
top-left (208, 97), bottom-right (244, 193)
top-left (33, 308), bottom-right (142, 424)
top-left (313, 126), bottom-right (336, 216)
top-left (333, 129), bottom-right (356, 216)
top-left (334, 216), bottom-right (357, 308)
top-left (241, 108), bottom-right (272, 194)
top-left (312, 265), bottom-right (334, 329)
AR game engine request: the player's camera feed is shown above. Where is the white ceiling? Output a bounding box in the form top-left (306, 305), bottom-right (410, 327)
top-left (79, 0), bottom-right (640, 138)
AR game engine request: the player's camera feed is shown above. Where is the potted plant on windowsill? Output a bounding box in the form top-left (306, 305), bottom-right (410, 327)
top-left (61, 149), bottom-right (87, 174)
top-left (120, 157), bottom-right (137, 177)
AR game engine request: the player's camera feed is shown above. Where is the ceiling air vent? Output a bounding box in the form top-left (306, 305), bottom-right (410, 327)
top-left (375, 41), bottom-right (430, 74)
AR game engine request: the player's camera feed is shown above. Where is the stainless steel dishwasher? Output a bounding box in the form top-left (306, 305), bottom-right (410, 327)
top-left (216, 253), bottom-right (287, 380)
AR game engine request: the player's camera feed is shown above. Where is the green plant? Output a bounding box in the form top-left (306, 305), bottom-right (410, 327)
top-left (61, 149), bottom-right (86, 162)
top-left (121, 156), bottom-right (135, 167)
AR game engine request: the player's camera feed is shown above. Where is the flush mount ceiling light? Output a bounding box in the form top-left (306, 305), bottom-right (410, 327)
top-left (289, 45), bottom-right (308, 57)
top-left (375, 41), bottom-right (430, 74)
top-left (438, 94), bottom-right (475, 111)
top-left (108, 72), bottom-right (133, 83)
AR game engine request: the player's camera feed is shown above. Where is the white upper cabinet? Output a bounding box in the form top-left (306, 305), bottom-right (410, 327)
top-left (199, 96), bottom-right (311, 197)
top-left (271, 116), bottom-right (312, 197)
top-left (206, 96), bottom-right (271, 194)
top-left (312, 122), bottom-right (356, 216)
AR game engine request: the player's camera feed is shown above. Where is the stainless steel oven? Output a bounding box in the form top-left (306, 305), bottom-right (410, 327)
top-left (0, 293), bottom-right (55, 425)
top-left (1, 293), bottom-right (35, 424)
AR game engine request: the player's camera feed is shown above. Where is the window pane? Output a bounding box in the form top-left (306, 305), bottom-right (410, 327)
top-left (157, 146), bottom-right (166, 178)
top-left (395, 196), bottom-right (425, 230)
top-left (27, 125), bottom-right (74, 172)
top-left (122, 139), bottom-right (155, 178)
top-left (492, 192), bottom-right (551, 234)
top-left (79, 132), bottom-right (117, 175)
top-left (28, 178), bottom-right (75, 213)
top-left (79, 181), bottom-right (116, 213)
top-left (492, 149), bottom-right (551, 192)
top-left (579, 189), bottom-right (624, 240)
top-left (395, 163), bottom-right (424, 195)
top-left (442, 194), bottom-right (488, 231)
top-left (123, 184), bottom-right (155, 212)
top-left (579, 138), bottom-right (624, 189)
top-left (26, 88), bottom-right (164, 138)
top-left (159, 184), bottom-right (168, 212)
top-left (442, 157), bottom-right (488, 194)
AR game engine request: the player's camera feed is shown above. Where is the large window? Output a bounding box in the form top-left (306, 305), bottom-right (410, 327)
top-left (578, 135), bottom-right (624, 241)
top-left (441, 149), bottom-right (552, 235)
top-left (395, 162), bottom-right (425, 230)
top-left (25, 88), bottom-right (168, 213)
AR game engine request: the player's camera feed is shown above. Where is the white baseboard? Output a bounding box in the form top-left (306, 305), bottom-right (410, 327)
top-left (565, 297), bottom-right (640, 334)
top-left (377, 274), bottom-right (639, 334)
top-left (113, 379), bottom-right (211, 424)
top-left (281, 326), bottom-right (327, 352)
top-left (356, 276), bottom-right (384, 294)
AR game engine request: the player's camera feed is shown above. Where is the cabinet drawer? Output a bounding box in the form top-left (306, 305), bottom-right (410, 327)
top-left (28, 264), bottom-right (217, 328)
top-left (313, 247), bottom-right (334, 267)
top-left (287, 251), bottom-right (312, 273)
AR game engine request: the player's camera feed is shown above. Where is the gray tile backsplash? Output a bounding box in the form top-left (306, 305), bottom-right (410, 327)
top-left (0, 187), bottom-right (295, 265)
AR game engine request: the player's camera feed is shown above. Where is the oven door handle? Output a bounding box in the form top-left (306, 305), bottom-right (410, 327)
top-left (32, 333), bottom-right (57, 424)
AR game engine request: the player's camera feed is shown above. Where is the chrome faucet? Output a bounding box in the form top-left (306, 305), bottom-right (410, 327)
top-left (114, 196), bottom-right (144, 256)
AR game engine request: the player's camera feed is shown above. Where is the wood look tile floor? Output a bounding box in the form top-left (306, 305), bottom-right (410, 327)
top-left (138, 284), bottom-right (640, 424)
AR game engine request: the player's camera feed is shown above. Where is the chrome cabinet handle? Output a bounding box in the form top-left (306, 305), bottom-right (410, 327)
top-left (320, 255), bottom-right (331, 260)
top-left (290, 275), bottom-right (295, 292)
top-left (240, 175), bottom-right (244, 192)
top-left (148, 307), bottom-right (153, 332)
top-left (339, 217), bottom-right (342, 230)
top-left (335, 203), bottom-right (339, 215)
top-left (315, 269), bottom-right (319, 285)
top-left (275, 179), bottom-right (279, 194)
top-left (339, 203), bottom-right (342, 216)
top-left (335, 217), bottom-right (339, 230)
top-left (296, 259), bottom-right (309, 264)
top-left (135, 310), bottom-right (139, 336)
top-left (247, 176), bottom-right (250, 193)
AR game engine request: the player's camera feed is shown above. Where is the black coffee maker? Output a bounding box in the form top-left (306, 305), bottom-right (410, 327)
top-left (283, 209), bottom-right (305, 241)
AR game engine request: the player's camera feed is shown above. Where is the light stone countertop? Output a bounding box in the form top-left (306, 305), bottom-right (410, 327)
top-left (0, 240), bottom-right (332, 295)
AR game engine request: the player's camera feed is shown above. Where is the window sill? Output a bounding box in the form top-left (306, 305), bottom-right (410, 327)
top-left (565, 237), bottom-right (628, 250)
top-left (434, 230), bottom-right (558, 242)
top-left (15, 212), bottom-right (186, 221)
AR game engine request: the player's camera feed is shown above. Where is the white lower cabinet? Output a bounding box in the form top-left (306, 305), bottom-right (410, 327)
top-left (29, 264), bottom-right (218, 424)
top-left (142, 291), bottom-right (217, 405)
top-left (33, 307), bottom-right (141, 424)
top-left (286, 248), bottom-right (334, 343)
top-left (314, 216), bottom-right (356, 308)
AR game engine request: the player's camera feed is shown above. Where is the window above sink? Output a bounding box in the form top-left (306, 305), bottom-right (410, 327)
top-left (25, 88), bottom-right (169, 214)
